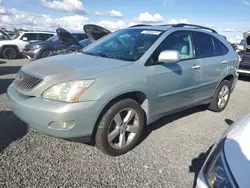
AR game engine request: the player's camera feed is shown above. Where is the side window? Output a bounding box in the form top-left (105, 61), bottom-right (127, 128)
top-left (37, 34), bottom-right (54, 41)
top-left (213, 37), bottom-right (229, 56)
top-left (193, 32), bottom-right (215, 58)
top-left (21, 33), bottom-right (37, 41)
top-left (152, 31), bottom-right (194, 61)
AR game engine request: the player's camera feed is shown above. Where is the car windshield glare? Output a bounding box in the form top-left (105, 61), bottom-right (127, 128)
top-left (83, 29), bottom-right (164, 61)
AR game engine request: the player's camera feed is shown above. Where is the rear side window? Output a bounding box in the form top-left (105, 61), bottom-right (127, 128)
top-left (21, 33), bottom-right (38, 41)
top-left (193, 32), bottom-right (215, 58)
top-left (38, 33), bottom-right (54, 41)
top-left (213, 37), bottom-right (229, 56)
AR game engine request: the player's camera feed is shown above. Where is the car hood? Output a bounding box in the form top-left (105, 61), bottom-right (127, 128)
top-left (22, 53), bottom-right (132, 79)
top-left (56, 28), bottom-right (79, 45)
top-left (0, 29), bottom-right (12, 40)
top-left (28, 41), bottom-right (48, 47)
top-left (83, 24), bottom-right (111, 41)
top-left (223, 112), bottom-right (250, 188)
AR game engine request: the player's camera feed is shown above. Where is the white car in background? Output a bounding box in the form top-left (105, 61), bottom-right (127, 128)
top-left (0, 31), bottom-right (54, 59)
top-left (196, 112), bottom-right (250, 188)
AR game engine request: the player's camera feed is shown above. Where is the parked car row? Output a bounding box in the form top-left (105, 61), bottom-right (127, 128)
top-left (22, 29), bottom-right (88, 60)
top-left (25, 25), bottom-right (111, 60)
top-left (0, 30), bottom-right (55, 59)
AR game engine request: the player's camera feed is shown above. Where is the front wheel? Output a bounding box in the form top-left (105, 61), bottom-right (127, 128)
top-left (40, 50), bottom-right (51, 58)
top-left (2, 47), bottom-right (18, 59)
top-left (95, 99), bottom-right (145, 156)
top-left (209, 80), bottom-right (231, 112)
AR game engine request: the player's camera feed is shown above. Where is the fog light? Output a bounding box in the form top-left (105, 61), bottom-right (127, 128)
top-left (48, 121), bottom-right (75, 130)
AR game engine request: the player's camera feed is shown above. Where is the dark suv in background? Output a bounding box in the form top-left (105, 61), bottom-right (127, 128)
top-left (23, 29), bottom-right (88, 60)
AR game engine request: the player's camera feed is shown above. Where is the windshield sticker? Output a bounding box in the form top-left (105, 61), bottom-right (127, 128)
top-left (141, 30), bottom-right (161, 35)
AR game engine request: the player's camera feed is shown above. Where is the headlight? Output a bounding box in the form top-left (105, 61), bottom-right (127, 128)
top-left (42, 80), bottom-right (95, 102)
top-left (204, 139), bottom-right (238, 188)
top-left (30, 44), bottom-right (41, 50)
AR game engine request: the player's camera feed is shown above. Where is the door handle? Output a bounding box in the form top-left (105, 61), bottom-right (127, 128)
top-left (192, 64), bottom-right (201, 69)
top-left (221, 60), bottom-right (227, 64)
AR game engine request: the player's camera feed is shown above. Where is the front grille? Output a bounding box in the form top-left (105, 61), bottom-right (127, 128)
top-left (241, 55), bottom-right (250, 65)
top-left (14, 70), bottom-right (43, 91)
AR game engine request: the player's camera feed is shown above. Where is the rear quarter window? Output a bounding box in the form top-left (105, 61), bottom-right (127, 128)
top-left (213, 37), bottom-right (229, 56)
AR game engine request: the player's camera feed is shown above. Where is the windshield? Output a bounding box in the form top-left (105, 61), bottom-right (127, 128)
top-left (83, 29), bottom-right (163, 61)
top-left (11, 32), bottom-right (21, 39)
top-left (46, 35), bottom-right (59, 42)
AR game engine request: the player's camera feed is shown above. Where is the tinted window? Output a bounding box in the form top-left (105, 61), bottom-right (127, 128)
top-left (193, 32), bottom-right (215, 58)
top-left (21, 33), bottom-right (37, 41)
top-left (151, 31), bottom-right (194, 61)
top-left (38, 33), bottom-right (54, 41)
top-left (213, 37), bottom-right (229, 56)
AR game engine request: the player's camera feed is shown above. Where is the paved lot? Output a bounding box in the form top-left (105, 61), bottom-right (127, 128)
top-left (1, 58), bottom-right (250, 188)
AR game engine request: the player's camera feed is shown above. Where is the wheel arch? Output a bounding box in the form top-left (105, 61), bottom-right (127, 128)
top-left (1, 45), bottom-right (20, 57)
top-left (213, 74), bottom-right (235, 96)
top-left (91, 91), bottom-right (149, 144)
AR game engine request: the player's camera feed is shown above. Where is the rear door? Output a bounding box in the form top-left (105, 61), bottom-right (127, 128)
top-left (193, 31), bottom-right (228, 98)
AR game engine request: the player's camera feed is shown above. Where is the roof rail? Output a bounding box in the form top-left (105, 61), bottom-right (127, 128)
top-left (129, 24), bottom-right (152, 28)
top-left (172, 23), bottom-right (218, 33)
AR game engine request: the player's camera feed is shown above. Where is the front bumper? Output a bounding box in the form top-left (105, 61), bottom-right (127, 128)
top-left (7, 83), bottom-right (102, 140)
top-left (22, 49), bottom-right (41, 60)
top-left (237, 69), bottom-right (250, 75)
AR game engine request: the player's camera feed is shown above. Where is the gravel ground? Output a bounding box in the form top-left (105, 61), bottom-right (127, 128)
top-left (1, 58), bottom-right (250, 188)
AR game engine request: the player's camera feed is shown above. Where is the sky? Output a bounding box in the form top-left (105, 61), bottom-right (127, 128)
top-left (0, 0), bottom-right (250, 43)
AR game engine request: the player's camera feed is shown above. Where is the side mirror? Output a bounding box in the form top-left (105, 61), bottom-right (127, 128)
top-left (158, 50), bottom-right (180, 64)
top-left (22, 37), bottom-right (28, 41)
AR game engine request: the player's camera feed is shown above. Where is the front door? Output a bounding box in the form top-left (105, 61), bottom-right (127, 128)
top-left (147, 31), bottom-right (201, 116)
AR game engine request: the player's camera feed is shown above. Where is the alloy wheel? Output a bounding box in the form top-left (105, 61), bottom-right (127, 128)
top-left (218, 85), bottom-right (230, 108)
top-left (107, 108), bottom-right (139, 149)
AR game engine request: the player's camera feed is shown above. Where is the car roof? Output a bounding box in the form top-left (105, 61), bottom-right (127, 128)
top-left (22, 31), bottom-right (55, 34)
top-left (128, 23), bottom-right (218, 34)
top-left (128, 25), bottom-right (172, 31)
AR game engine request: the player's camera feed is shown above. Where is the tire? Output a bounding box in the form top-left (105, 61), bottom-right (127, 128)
top-left (2, 47), bottom-right (18, 59)
top-left (40, 50), bottom-right (51, 58)
top-left (209, 80), bottom-right (231, 112)
top-left (95, 99), bottom-right (145, 156)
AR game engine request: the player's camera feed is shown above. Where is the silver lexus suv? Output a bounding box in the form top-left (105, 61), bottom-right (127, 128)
top-left (8, 24), bottom-right (239, 156)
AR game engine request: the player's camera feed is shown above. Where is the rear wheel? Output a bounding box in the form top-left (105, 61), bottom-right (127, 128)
top-left (209, 80), bottom-right (231, 112)
top-left (95, 99), bottom-right (145, 156)
top-left (2, 47), bottom-right (18, 59)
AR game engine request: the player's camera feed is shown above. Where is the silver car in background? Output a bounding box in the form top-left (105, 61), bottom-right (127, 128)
top-left (8, 24), bottom-right (238, 156)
